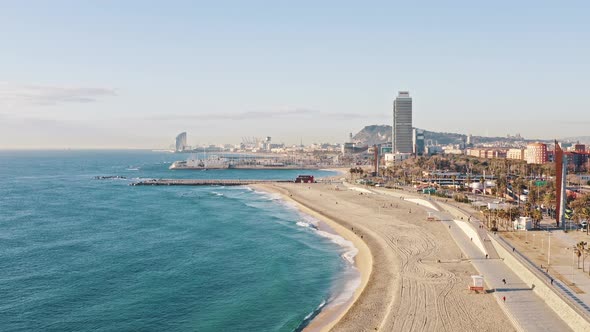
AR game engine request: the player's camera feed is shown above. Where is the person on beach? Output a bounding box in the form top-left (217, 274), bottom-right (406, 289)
top-left (502, 296), bottom-right (506, 302)
top-left (502, 278), bottom-right (506, 285)
top-left (512, 247), bottom-right (515, 252)
top-left (551, 278), bottom-right (554, 285)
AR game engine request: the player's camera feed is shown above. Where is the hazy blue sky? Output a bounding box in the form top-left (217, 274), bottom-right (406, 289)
top-left (1, 1), bottom-right (589, 148)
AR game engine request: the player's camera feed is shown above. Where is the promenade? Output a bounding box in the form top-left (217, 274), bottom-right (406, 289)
top-left (442, 218), bottom-right (571, 331)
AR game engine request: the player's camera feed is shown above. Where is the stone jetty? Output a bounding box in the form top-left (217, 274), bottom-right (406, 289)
top-left (131, 179), bottom-right (292, 186)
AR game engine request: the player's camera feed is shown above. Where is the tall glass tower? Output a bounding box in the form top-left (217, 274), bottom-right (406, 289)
top-left (392, 91), bottom-right (413, 153)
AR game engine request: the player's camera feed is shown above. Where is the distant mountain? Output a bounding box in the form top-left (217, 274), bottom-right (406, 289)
top-left (352, 125), bottom-right (467, 146)
top-left (352, 125), bottom-right (391, 146)
top-left (422, 130), bottom-right (466, 145)
top-left (351, 125), bottom-right (547, 146)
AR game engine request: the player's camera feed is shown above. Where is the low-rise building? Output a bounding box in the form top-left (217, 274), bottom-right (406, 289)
top-left (525, 142), bottom-right (548, 164)
top-left (507, 148), bottom-right (525, 160)
top-left (467, 148), bottom-right (507, 159)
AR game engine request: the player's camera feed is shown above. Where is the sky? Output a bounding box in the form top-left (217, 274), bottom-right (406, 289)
top-left (1, 0), bottom-right (589, 149)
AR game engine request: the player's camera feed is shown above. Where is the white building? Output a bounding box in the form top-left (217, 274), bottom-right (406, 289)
top-left (175, 132), bottom-right (187, 152)
top-left (513, 217), bottom-right (533, 231)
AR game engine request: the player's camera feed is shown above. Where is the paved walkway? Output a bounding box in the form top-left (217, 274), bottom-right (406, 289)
top-left (440, 216), bottom-right (572, 331)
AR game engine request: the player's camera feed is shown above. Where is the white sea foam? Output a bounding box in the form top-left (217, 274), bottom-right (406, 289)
top-left (251, 189), bottom-right (282, 201)
top-left (247, 187), bottom-right (361, 312)
top-left (296, 221), bottom-right (312, 228)
top-left (329, 271), bottom-right (361, 305)
top-left (315, 230), bottom-right (358, 265)
top-left (303, 299), bottom-right (327, 320)
top-left (294, 211), bottom-right (361, 312)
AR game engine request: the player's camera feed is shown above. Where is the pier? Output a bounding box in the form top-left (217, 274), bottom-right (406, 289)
top-left (131, 179), bottom-right (293, 186)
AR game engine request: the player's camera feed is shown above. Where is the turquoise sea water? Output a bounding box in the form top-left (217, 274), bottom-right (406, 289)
top-left (0, 151), bottom-right (354, 331)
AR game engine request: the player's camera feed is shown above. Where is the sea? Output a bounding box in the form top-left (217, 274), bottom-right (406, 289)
top-left (0, 150), bottom-right (358, 332)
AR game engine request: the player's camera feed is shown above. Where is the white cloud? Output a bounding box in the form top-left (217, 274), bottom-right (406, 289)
top-left (0, 82), bottom-right (116, 107)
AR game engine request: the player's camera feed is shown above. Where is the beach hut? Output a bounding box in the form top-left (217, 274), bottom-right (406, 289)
top-left (426, 212), bottom-right (436, 221)
top-left (469, 275), bottom-right (485, 292)
top-left (512, 217), bottom-right (532, 231)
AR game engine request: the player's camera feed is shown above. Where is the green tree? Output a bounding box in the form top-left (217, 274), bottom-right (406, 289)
top-left (531, 209), bottom-right (543, 229)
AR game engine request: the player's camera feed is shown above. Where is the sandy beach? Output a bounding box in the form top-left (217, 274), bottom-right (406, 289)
top-left (254, 182), bottom-right (515, 332)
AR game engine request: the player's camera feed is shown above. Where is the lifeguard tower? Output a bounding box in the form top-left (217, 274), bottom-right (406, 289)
top-left (469, 275), bottom-right (485, 293)
top-left (426, 212), bottom-right (437, 221)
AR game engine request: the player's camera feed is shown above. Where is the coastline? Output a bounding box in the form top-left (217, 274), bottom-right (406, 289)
top-left (253, 181), bottom-right (517, 332)
top-left (251, 183), bottom-right (372, 332)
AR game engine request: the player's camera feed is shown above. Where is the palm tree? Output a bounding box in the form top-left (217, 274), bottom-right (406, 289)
top-left (580, 207), bottom-right (590, 235)
top-left (576, 241), bottom-right (587, 269)
top-left (498, 209), bottom-right (508, 231)
top-left (531, 209), bottom-right (543, 229)
top-left (509, 207), bottom-right (521, 231)
top-left (481, 207), bottom-right (492, 229)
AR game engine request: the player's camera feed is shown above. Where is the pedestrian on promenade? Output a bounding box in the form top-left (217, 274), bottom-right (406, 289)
top-left (512, 247), bottom-right (515, 252)
top-left (502, 296), bottom-right (506, 302)
top-left (551, 278), bottom-right (554, 285)
top-left (502, 278), bottom-right (506, 285)
top-left (485, 254), bottom-right (489, 259)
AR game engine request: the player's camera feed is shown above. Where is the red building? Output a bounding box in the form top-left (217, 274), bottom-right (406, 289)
top-left (295, 175), bottom-right (315, 183)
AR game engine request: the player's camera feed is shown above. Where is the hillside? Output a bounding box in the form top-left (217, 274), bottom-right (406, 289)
top-left (351, 125), bottom-right (551, 146)
top-left (352, 125), bottom-right (467, 146)
top-left (352, 125), bottom-right (391, 146)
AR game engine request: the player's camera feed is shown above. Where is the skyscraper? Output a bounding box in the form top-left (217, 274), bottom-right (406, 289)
top-left (412, 128), bottom-right (424, 156)
top-left (392, 91), bottom-right (413, 153)
top-left (175, 132), bottom-right (187, 152)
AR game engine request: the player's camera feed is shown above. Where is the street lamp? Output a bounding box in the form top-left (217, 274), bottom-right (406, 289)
top-left (548, 231), bottom-right (552, 266)
top-left (572, 248), bottom-right (576, 285)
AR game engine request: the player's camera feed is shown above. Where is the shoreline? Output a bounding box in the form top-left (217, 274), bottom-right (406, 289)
top-left (253, 181), bottom-right (517, 331)
top-left (251, 183), bottom-right (373, 332)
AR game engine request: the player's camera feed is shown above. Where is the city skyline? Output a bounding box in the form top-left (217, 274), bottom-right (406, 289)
top-left (1, 1), bottom-right (589, 149)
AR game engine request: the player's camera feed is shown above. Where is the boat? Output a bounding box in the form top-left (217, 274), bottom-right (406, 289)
top-left (169, 155), bottom-right (231, 170)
